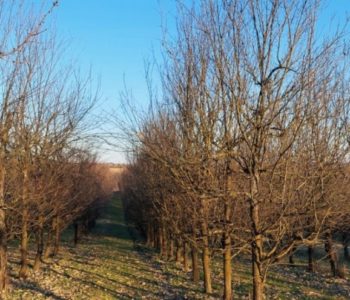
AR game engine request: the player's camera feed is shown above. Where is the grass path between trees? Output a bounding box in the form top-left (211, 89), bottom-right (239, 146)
top-left (8, 195), bottom-right (207, 299)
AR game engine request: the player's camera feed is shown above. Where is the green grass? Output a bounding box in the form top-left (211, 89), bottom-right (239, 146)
top-left (8, 195), bottom-right (206, 299)
top-left (6, 195), bottom-right (350, 299)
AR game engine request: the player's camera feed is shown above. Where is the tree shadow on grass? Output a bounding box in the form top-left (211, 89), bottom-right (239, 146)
top-left (49, 265), bottom-right (159, 299)
top-left (65, 263), bottom-right (163, 289)
top-left (92, 221), bottom-right (131, 240)
top-left (11, 279), bottom-right (67, 300)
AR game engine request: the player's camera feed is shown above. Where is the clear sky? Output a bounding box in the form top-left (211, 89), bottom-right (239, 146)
top-left (53, 1), bottom-right (181, 163)
top-left (55, 1), bottom-right (175, 102)
top-left (52, 0), bottom-right (349, 163)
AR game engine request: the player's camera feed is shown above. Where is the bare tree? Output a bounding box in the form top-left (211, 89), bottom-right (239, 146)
top-left (0, 0), bottom-right (58, 292)
top-left (119, 1), bottom-right (350, 300)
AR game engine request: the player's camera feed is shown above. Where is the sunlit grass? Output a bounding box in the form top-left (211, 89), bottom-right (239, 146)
top-left (6, 195), bottom-right (350, 299)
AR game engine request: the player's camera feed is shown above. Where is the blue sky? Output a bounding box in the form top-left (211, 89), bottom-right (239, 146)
top-left (55, 1), bottom-right (177, 106)
top-left (54, 1), bottom-right (181, 162)
top-left (52, 0), bottom-right (350, 163)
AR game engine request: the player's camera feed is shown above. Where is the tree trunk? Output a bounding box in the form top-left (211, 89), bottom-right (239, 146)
top-left (158, 227), bottom-right (163, 255)
top-left (83, 217), bottom-right (89, 234)
top-left (176, 240), bottom-right (182, 263)
top-left (0, 216), bottom-right (6, 294)
top-left (289, 254), bottom-right (294, 265)
top-left (191, 246), bottom-right (199, 283)
top-left (223, 199), bottom-right (232, 300)
top-left (289, 246), bottom-right (296, 266)
top-left (202, 244), bottom-right (212, 294)
top-left (183, 242), bottom-right (189, 272)
top-left (0, 222), bottom-right (7, 295)
top-left (33, 217), bottom-right (44, 273)
top-left (0, 163), bottom-right (7, 295)
top-left (250, 191), bottom-right (265, 300)
top-left (223, 231), bottom-right (232, 300)
top-left (43, 228), bottom-right (52, 260)
top-left (248, 172), bottom-right (265, 300)
top-left (344, 245), bottom-right (350, 261)
top-left (342, 234), bottom-right (349, 261)
top-left (44, 218), bottom-right (55, 259)
top-left (308, 245), bottom-right (314, 272)
top-left (19, 209), bottom-right (29, 279)
top-left (161, 227), bottom-right (167, 260)
top-left (252, 238), bottom-right (265, 300)
top-left (150, 225), bottom-right (155, 248)
top-left (74, 222), bottom-right (79, 247)
top-left (252, 226), bottom-right (265, 300)
top-left (53, 217), bottom-right (60, 256)
top-left (169, 239), bottom-right (174, 260)
top-left (325, 232), bottom-right (338, 277)
top-left (154, 226), bottom-right (158, 249)
top-left (146, 223), bottom-right (152, 246)
top-left (202, 220), bottom-right (212, 294)
top-left (19, 167), bottom-right (30, 279)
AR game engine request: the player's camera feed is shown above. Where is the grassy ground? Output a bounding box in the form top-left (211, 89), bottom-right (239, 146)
top-left (7, 196), bottom-right (208, 299)
top-left (6, 195), bottom-right (350, 299)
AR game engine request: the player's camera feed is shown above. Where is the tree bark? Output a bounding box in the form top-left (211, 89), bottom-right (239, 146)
top-left (251, 203), bottom-right (264, 300)
top-left (325, 232), bottom-right (338, 277)
top-left (250, 176), bottom-right (265, 300)
top-left (176, 240), bottom-right (182, 263)
top-left (250, 200), bottom-right (265, 299)
top-left (223, 231), bottom-right (232, 300)
top-left (161, 227), bottom-right (167, 260)
top-left (154, 226), bottom-right (159, 249)
top-left (146, 223), bottom-right (152, 246)
top-left (252, 238), bottom-right (265, 300)
top-left (202, 221), bottom-right (212, 294)
top-left (223, 200), bottom-right (232, 300)
top-left (44, 218), bottom-right (55, 259)
top-left (308, 245), bottom-right (314, 272)
top-left (183, 241), bottom-right (189, 272)
top-left (74, 222), bottom-right (79, 247)
top-left (150, 225), bottom-right (155, 248)
top-left (0, 223), bottom-right (6, 291)
top-left (202, 244), bottom-right (212, 294)
top-left (53, 216), bottom-right (60, 256)
top-left (342, 234), bottom-right (349, 261)
top-left (191, 246), bottom-right (199, 283)
top-left (289, 254), bottom-right (294, 265)
top-left (344, 245), bottom-right (350, 261)
top-left (43, 228), bottom-right (52, 260)
top-left (19, 167), bottom-right (30, 279)
top-left (169, 239), bottom-right (174, 260)
top-left (33, 217), bottom-right (44, 273)
top-left (19, 209), bottom-right (29, 279)
top-left (0, 224), bottom-right (7, 295)
top-left (158, 227), bottom-right (163, 255)
top-left (289, 246), bottom-right (296, 266)
top-left (0, 163), bottom-right (7, 295)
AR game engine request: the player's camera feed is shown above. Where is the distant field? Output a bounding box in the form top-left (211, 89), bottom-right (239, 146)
top-left (109, 167), bottom-right (126, 175)
top-left (109, 167), bottom-right (126, 191)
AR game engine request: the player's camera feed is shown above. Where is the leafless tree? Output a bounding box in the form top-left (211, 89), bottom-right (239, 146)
top-left (119, 1), bottom-right (350, 299)
top-left (0, 0), bottom-right (58, 293)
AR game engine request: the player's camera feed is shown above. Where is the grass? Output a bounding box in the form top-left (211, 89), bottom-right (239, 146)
top-left (6, 194), bottom-right (350, 299)
top-left (7, 195), bottom-right (209, 299)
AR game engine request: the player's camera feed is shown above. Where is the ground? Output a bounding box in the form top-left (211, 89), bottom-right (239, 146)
top-left (6, 195), bottom-right (350, 299)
